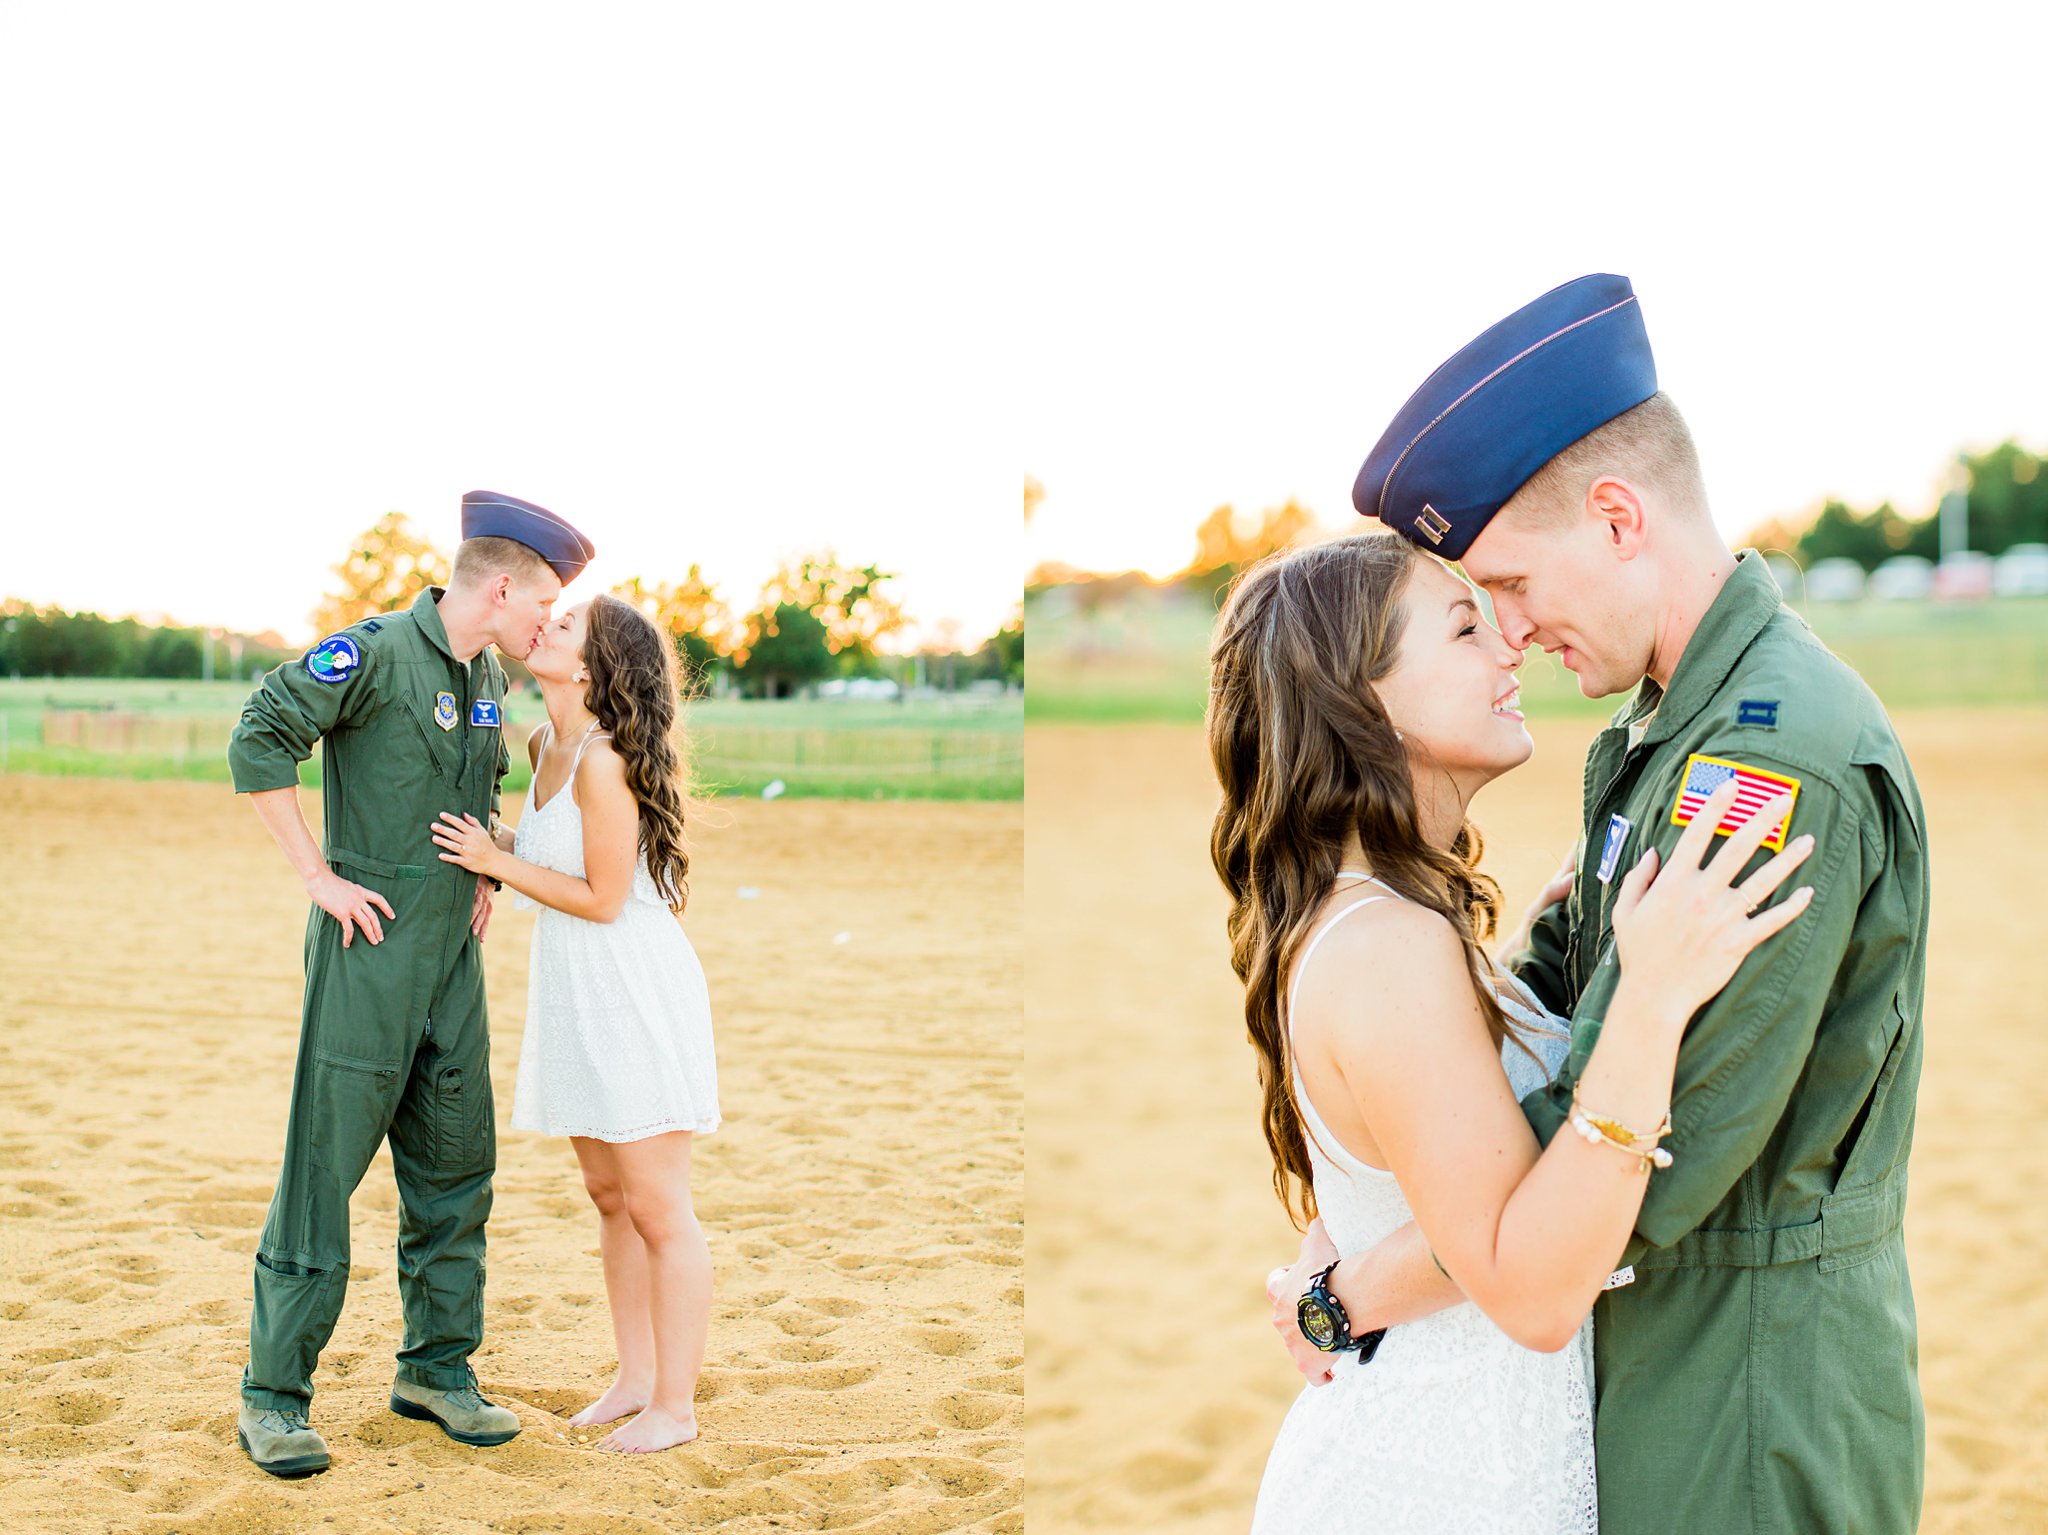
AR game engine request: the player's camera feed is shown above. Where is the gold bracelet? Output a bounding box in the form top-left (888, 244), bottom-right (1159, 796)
top-left (1569, 1084), bottom-right (1671, 1147)
top-left (1568, 1086), bottom-right (1674, 1173)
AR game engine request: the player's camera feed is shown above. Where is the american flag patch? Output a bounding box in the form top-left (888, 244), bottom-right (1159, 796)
top-left (1669, 754), bottom-right (1801, 851)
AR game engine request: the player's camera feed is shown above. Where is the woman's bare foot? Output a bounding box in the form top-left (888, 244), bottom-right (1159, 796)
top-left (597, 1404), bottom-right (699, 1453)
top-left (568, 1381), bottom-right (649, 1428)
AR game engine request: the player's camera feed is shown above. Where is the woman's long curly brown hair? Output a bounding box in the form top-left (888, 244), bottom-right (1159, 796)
top-left (581, 593), bottom-right (693, 913)
top-left (1206, 533), bottom-right (1524, 1229)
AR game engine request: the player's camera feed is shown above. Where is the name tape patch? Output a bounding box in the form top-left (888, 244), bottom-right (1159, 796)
top-left (1669, 754), bottom-right (1801, 852)
top-left (470, 699), bottom-right (501, 728)
top-left (1595, 814), bottom-right (1632, 885)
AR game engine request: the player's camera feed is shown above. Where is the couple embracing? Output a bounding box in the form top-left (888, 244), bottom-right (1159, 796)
top-left (1213, 277), bottom-right (1929, 1532)
top-left (227, 491), bottom-right (718, 1476)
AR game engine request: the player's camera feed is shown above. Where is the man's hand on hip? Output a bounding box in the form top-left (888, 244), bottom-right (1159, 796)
top-left (305, 868), bottom-right (395, 947)
top-left (1266, 1218), bottom-right (1341, 1386)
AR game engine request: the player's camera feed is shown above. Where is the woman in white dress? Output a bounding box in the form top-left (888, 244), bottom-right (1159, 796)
top-left (432, 593), bottom-right (717, 1455)
top-left (1205, 535), bottom-right (1812, 1531)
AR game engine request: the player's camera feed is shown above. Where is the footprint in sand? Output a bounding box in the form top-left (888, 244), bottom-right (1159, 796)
top-left (929, 1391), bottom-right (1013, 1431)
top-left (101, 1253), bottom-right (168, 1286)
top-left (756, 1362), bottom-right (880, 1393)
top-left (898, 1323), bottom-right (974, 1358)
top-left (28, 1389), bottom-right (119, 1427)
top-left (797, 1295), bottom-right (864, 1317)
top-left (1118, 1446), bottom-right (1211, 1496)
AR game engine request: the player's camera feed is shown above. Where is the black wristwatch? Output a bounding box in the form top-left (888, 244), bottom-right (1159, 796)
top-left (1297, 1259), bottom-right (1388, 1363)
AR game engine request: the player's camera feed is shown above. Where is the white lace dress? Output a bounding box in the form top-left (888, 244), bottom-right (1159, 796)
top-left (1250, 873), bottom-right (1598, 1535)
top-left (508, 726), bottom-right (720, 1142)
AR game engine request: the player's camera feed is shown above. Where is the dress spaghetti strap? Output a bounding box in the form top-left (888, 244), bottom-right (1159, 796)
top-left (565, 724), bottom-right (611, 803)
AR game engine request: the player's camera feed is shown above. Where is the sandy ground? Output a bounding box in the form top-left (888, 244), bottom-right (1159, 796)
top-left (0, 779), bottom-right (1021, 1535)
top-left (1026, 709), bottom-right (2048, 1534)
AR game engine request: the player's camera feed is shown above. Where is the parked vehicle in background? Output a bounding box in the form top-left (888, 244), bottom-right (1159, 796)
top-left (1804, 557), bottom-right (1868, 602)
top-left (1993, 543), bottom-right (2048, 597)
top-left (1869, 554), bottom-right (1936, 601)
top-left (1934, 551), bottom-right (1995, 600)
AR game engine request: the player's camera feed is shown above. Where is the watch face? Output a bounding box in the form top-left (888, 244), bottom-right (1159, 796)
top-left (1297, 1294), bottom-right (1339, 1351)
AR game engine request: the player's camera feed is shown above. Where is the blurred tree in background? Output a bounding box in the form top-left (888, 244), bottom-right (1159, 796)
top-left (1177, 498), bottom-right (1318, 599)
top-left (6, 522), bottom-right (1007, 692)
top-left (309, 512), bottom-right (451, 635)
top-left (612, 566), bottom-right (731, 690)
top-left (0, 597), bottom-right (293, 680)
top-left (979, 612), bottom-right (1024, 684)
top-left (730, 601), bottom-right (835, 698)
top-left (747, 553), bottom-right (907, 666)
top-left (1746, 440), bottom-right (2046, 569)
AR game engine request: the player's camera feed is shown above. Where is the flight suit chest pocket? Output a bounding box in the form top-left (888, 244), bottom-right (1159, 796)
top-left (398, 694), bottom-right (456, 780)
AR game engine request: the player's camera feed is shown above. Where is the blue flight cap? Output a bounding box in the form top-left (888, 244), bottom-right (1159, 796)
top-left (1353, 274), bottom-right (1658, 561)
top-left (459, 489), bottom-right (596, 582)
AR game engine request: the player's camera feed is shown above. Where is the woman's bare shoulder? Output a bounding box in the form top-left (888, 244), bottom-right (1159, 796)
top-left (575, 734), bottom-right (631, 793)
top-left (1291, 898), bottom-right (1475, 1043)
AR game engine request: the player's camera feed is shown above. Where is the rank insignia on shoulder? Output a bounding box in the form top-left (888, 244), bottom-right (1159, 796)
top-left (1670, 753), bottom-right (1800, 851)
top-left (304, 634), bottom-right (360, 685)
top-left (470, 699), bottom-right (501, 728)
top-left (1595, 814), bottom-right (1632, 885)
top-left (1736, 698), bottom-right (1779, 728)
top-left (433, 691), bottom-right (458, 730)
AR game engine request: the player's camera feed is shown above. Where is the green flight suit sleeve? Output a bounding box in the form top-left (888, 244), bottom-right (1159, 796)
top-left (1524, 754), bottom-right (1877, 1262)
top-left (1506, 878), bottom-right (1575, 1018)
top-left (227, 637), bottom-right (379, 794)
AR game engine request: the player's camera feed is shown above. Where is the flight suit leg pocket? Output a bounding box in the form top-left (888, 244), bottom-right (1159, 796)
top-left (308, 1048), bottom-right (404, 1182)
top-left (248, 1250), bottom-right (347, 1404)
top-left (434, 1065), bottom-right (488, 1176)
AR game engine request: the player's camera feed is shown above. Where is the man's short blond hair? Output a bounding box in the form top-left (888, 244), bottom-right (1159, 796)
top-left (1508, 391), bottom-right (1708, 524)
top-left (452, 535), bottom-right (553, 588)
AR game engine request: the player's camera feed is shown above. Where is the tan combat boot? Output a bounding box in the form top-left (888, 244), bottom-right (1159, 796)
top-left (237, 1404), bottom-right (331, 1477)
top-left (389, 1374), bottom-right (521, 1446)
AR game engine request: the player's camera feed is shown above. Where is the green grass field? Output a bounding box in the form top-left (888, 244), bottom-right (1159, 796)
top-left (1025, 589), bottom-right (2048, 723)
top-left (0, 680), bottom-right (1022, 801)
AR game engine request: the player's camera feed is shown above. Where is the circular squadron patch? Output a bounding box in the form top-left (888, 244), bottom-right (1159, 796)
top-left (304, 634), bottom-right (361, 685)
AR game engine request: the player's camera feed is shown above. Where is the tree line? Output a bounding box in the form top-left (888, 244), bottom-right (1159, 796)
top-left (3, 513), bottom-right (1023, 695)
top-left (1738, 440), bottom-right (2044, 571)
top-left (1025, 439), bottom-right (2048, 608)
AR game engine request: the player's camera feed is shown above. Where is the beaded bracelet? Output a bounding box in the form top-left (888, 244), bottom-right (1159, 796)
top-left (1568, 1085), bottom-right (1674, 1174)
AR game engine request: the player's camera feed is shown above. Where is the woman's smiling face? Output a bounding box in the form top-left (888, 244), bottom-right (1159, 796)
top-left (1373, 555), bottom-right (1533, 792)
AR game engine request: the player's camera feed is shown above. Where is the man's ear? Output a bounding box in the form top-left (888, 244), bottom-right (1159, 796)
top-left (490, 573), bottom-right (514, 608)
top-left (1585, 476), bottom-right (1648, 561)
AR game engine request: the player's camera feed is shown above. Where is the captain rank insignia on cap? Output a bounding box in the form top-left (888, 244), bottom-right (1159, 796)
top-left (304, 634), bottom-right (360, 685)
top-left (433, 691), bottom-right (458, 731)
top-left (1353, 274), bottom-right (1659, 560)
top-left (1669, 754), bottom-right (1801, 852)
top-left (460, 489), bottom-right (596, 582)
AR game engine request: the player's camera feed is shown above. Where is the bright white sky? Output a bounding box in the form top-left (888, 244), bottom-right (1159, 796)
top-left (1019, 6), bottom-right (2048, 578)
top-left (6, 8), bottom-right (2043, 639)
top-left (1, 4), bottom-right (1014, 651)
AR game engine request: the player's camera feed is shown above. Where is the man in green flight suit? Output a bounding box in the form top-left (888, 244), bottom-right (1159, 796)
top-left (228, 490), bottom-right (594, 1477)
top-left (1270, 277), bottom-right (1927, 1531)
